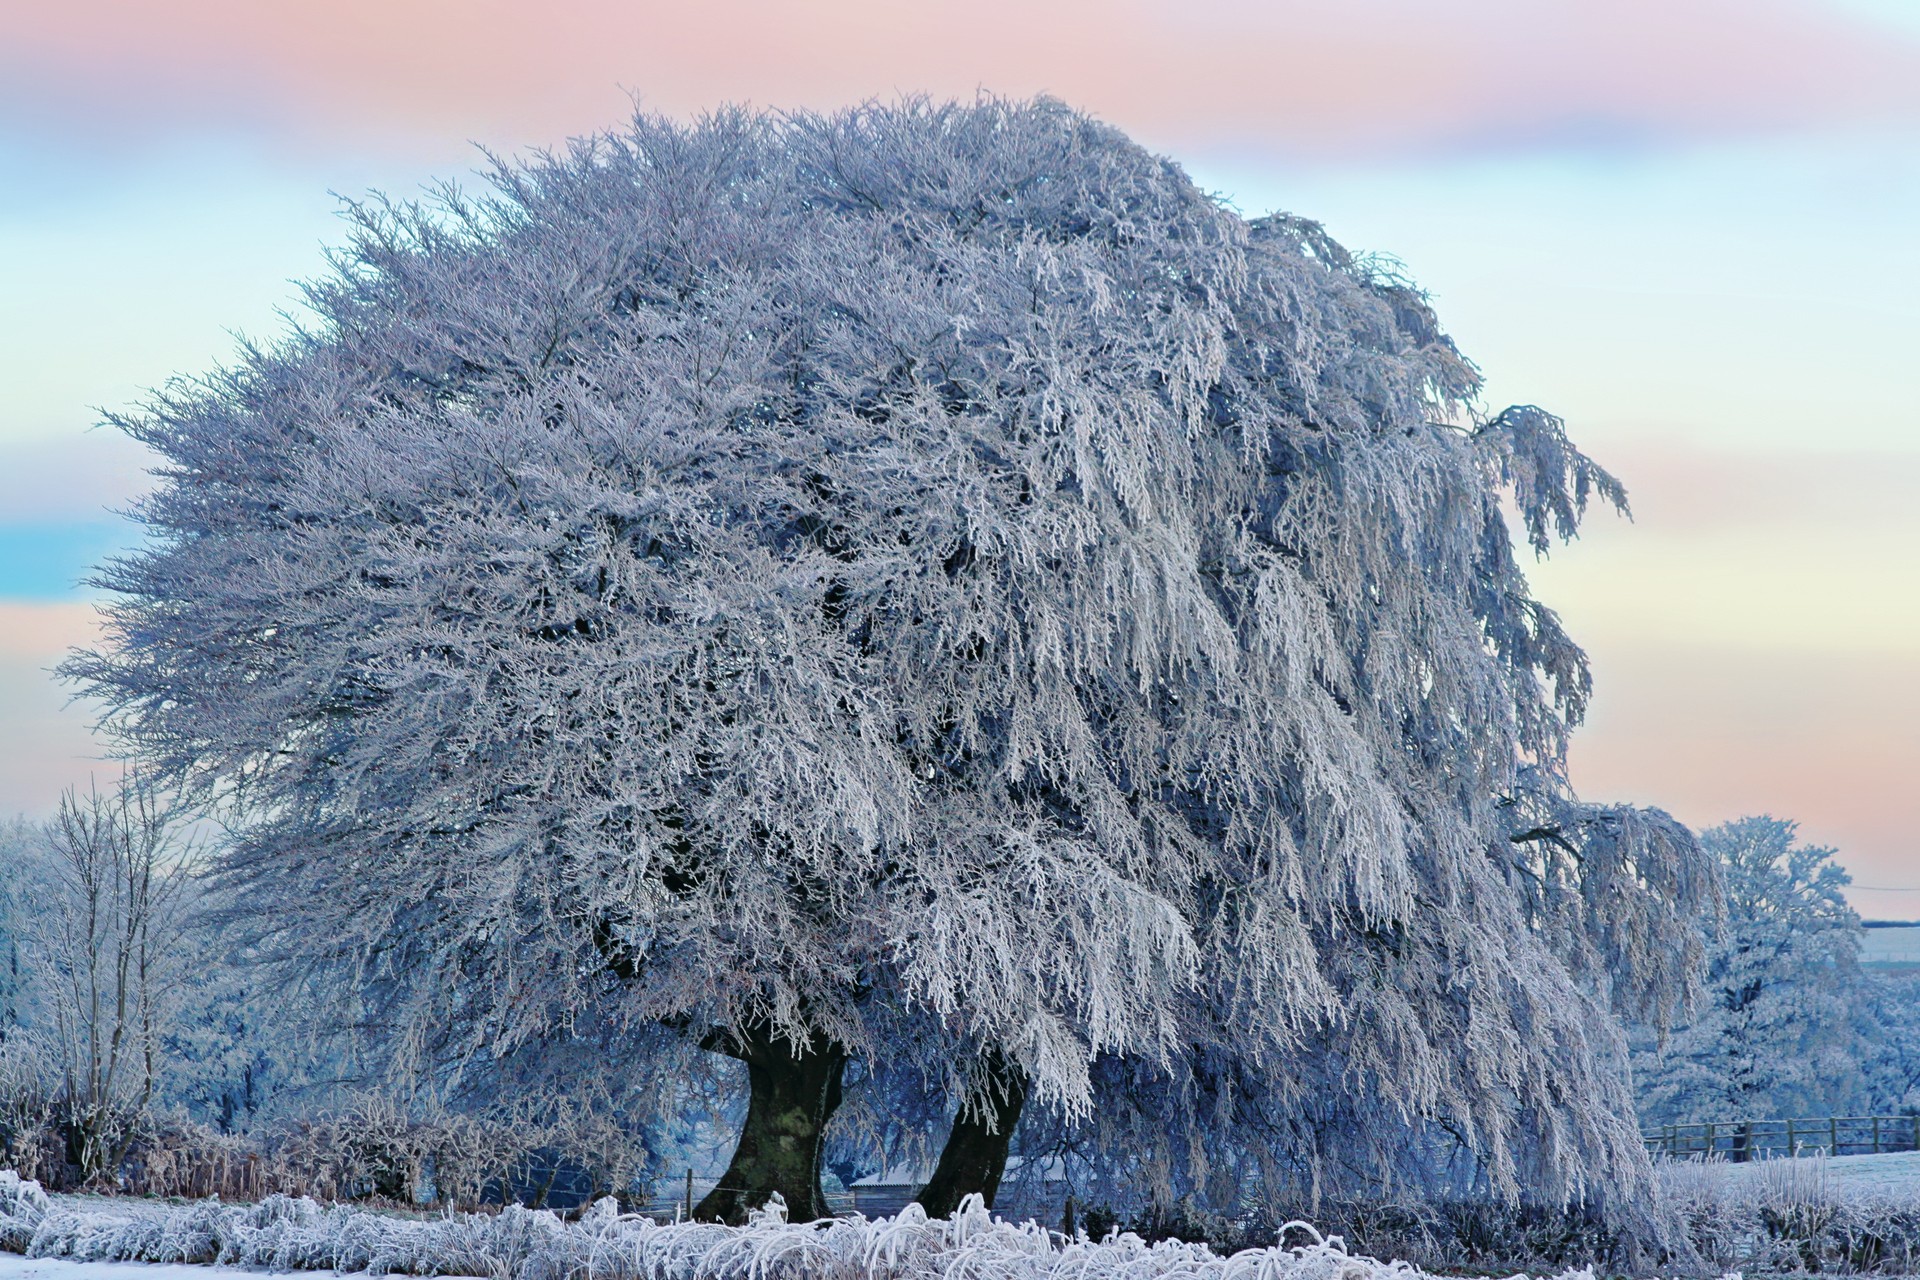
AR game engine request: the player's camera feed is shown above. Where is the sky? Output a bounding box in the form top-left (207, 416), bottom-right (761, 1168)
top-left (1, 0), bottom-right (1916, 914)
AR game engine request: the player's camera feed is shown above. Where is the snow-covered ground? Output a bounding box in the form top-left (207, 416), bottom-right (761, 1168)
top-left (1800, 1151), bottom-right (1920, 1198)
top-left (0, 1257), bottom-right (356, 1280)
top-left (1660, 1150), bottom-right (1920, 1202)
top-left (17, 1158), bottom-right (1920, 1280)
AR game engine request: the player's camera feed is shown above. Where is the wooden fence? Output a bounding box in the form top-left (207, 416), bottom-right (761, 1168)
top-left (1645, 1115), bottom-right (1920, 1160)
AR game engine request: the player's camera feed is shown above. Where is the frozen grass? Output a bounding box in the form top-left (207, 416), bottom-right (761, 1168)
top-left (1653, 1152), bottom-right (1920, 1273)
top-left (24, 1155), bottom-right (1920, 1277)
top-left (2, 1172), bottom-right (1607, 1280)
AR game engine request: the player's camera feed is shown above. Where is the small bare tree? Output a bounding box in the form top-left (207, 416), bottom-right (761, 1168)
top-left (41, 778), bottom-right (191, 1183)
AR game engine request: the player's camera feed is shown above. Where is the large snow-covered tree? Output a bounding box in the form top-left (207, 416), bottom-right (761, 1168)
top-left (71, 97), bottom-right (1711, 1219)
top-left (1633, 817), bottom-right (1864, 1133)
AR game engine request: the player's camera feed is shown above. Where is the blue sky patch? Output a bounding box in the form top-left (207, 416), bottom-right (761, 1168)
top-left (0, 520), bottom-right (139, 600)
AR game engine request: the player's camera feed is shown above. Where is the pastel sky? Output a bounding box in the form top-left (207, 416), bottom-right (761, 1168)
top-left (2, 0), bottom-right (1916, 912)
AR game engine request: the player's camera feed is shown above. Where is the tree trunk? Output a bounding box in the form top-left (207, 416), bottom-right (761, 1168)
top-left (916, 1051), bottom-right (1028, 1218)
top-left (696, 1023), bottom-right (847, 1224)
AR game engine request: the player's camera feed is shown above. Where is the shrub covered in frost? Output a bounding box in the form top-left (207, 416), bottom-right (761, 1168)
top-left (23, 1159), bottom-right (1920, 1276)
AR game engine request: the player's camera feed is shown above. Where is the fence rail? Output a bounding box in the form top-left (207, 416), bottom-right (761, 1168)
top-left (1645, 1115), bottom-right (1920, 1161)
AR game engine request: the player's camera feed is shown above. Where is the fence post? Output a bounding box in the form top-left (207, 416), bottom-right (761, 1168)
top-left (1875, 1116), bottom-right (1882, 1154)
top-left (1831, 1117), bottom-right (1839, 1154)
top-left (1787, 1118), bottom-right (1795, 1154)
top-left (685, 1168), bottom-right (693, 1220)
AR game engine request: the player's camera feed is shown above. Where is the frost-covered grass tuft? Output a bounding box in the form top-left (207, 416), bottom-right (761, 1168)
top-left (1654, 1153), bottom-right (1920, 1274)
top-left (2, 1172), bottom-right (1604, 1280)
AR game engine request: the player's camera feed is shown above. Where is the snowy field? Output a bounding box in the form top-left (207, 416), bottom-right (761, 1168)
top-left (1660, 1150), bottom-right (1920, 1201)
top-left (1824, 1152), bottom-right (1920, 1198)
top-left (0, 1258), bottom-right (386, 1280)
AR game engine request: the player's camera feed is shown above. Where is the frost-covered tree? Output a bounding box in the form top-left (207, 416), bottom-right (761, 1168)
top-left (1859, 969), bottom-right (1920, 1116)
top-left (70, 97), bottom-right (1711, 1219)
top-left (1633, 817), bottom-right (1864, 1133)
top-left (157, 921), bottom-right (351, 1135)
top-left (36, 781), bottom-right (193, 1179)
top-left (0, 819), bottom-right (51, 1041)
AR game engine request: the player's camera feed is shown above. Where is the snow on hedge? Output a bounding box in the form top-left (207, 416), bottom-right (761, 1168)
top-left (1, 1172), bottom-right (1599, 1280)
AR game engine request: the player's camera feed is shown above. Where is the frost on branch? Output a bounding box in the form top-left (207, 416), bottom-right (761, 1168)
top-left (66, 97), bottom-right (1713, 1212)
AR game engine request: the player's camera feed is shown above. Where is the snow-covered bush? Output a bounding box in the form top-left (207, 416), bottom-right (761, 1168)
top-left (0, 1039), bottom-right (59, 1188)
top-left (1654, 1155), bottom-right (1920, 1274)
top-left (0, 1171), bottom-right (51, 1252)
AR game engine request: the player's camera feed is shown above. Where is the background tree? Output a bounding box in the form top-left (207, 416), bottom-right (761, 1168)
top-left (1632, 817), bottom-right (1865, 1142)
top-left (0, 818), bottom-right (51, 1042)
top-left (70, 97), bottom-right (1712, 1220)
top-left (37, 780), bottom-right (192, 1182)
top-left (0, 820), bottom-right (59, 1180)
top-left (1860, 969), bottom-right (1920, 1116)
top-left (157, 922), bottom-right (348, 1136)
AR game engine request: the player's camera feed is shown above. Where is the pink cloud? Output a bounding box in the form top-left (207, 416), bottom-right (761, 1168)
top-left (1531, 443), bottom-right (1920, 911)
top-left (1575, 441), bottom-right (1920, 536)
top-left (0, 601), bottom-right (98, 662)
top-left (1569, 642), bottom-right (1920, 920)
top-left (7, 0), bottom-right (1919, 162)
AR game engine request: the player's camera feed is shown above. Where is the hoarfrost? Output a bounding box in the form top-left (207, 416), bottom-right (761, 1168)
top-left (1, 1173), bottom-right (1606, 1280)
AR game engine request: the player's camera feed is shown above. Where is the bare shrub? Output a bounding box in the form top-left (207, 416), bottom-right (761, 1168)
top-left (0, 1086), bottom-right (655, 1211)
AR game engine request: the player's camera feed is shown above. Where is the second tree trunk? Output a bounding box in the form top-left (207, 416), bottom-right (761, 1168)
top-left (916, 1050), bottom-right (1028, 1218)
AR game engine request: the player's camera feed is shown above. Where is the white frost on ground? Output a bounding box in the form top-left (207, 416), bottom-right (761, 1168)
top-left (1796, 1151), bottom-right (1920, 1199)
top-left (0, 1256), bottom-right (379, 1280)
top-left (1659, 1150), bottom-right (1920, 1202)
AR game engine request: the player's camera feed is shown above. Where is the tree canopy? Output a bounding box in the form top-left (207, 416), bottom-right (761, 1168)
top-left (70, 96), bottom-right (1714, 1217)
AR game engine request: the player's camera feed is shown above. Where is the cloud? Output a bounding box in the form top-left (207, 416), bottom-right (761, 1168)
top-left (1594, 445), bottom-right (1920, 536)
top-left (1519, 443), bottom-right (1920, 918)
top-left (0, 601), bottom-right (97, 662)
top-left (7, 0), bottom-right (1920, 164)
